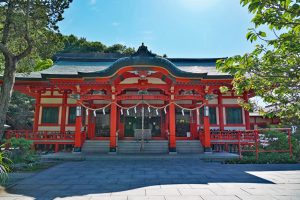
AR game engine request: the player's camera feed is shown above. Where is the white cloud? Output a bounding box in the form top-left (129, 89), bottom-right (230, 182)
top-left (89, 0), bottom-right (97, 5)
top-left (112, 22), bottom-right (120, 27)
top-left (139, 30), bottom-right (154, 41)
top-left (178, 0), bottom-right (222, 11)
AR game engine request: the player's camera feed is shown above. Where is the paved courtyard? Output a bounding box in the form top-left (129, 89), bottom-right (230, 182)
top-left (1, 158), bottom-right (300, 200)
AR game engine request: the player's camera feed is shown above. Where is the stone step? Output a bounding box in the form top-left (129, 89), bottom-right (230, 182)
top-left (82, 140), bottom-right (203, 154)
top-left (176, 140), bottom-right (203, 153)
top-left (118, 141), bottom-right (168, 154)
top-left (82, 140), bottom-right (109, 153)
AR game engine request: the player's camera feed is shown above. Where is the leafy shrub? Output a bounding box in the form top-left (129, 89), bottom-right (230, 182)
top-left (5, 138), bottom-right (38, 164)
top-left (260, 130), bottom-right (300, 160)
top-left (225, 130), bottom-right (300, 164)
top-left (226, 153), bottom-right (298, 164)
top-left (0, 150), bottom-right (11, 185)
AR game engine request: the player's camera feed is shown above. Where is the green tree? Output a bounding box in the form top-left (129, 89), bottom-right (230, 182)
top-left (7, 91), bottom-right (34, 130)
top-left (60, 35), bottom-right (135, 54)
top-left (217, 0), bottom-right (300, 123)
top-left (105, 44), bottom-right (135, 55)
top-left (0, 0), bottom-right (72, 139)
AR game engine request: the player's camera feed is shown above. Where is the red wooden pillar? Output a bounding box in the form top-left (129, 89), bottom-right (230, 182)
top-left (109, 101), bottom-right (117, 153)
top-left (164, 107), bottom-right (169, 139)
top-left (33, 91), bottom-right (41, 133)
top-left (87, 110), bottom-right (92, 139)
top-left (190, 110), bottom-right (197, 139)
top-left (55, 143), bottom-right (59, 153)
top-left (74, 104), bottom-right (82, 152)
top-left (218, 93), bottom-right (224, 131)
top-left (203, 105), bottom-right (212, 152)
top-left (243, 92), bottom-right (250, 130)
top-left (60, 91), bottom-right (68, 133)
top-left (90, 105), bottom-right (96, 139)
top-left (169, 101), bottom-right (176, 153)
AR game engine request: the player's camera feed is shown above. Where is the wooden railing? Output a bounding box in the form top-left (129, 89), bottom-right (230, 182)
top-left (5, 130), bottom-right (75, 141)
top-left (210, 130), bottom-right (257, 143)
top-left (199, 128), bottom-right (293, 160)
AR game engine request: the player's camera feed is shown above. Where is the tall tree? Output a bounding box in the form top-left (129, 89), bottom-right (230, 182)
top-left (217, 0), bottom-right (300, 123)
top-left (60, 34), bottom-right (135, 55)
top-left (0, 0), bottom-right (72, 138)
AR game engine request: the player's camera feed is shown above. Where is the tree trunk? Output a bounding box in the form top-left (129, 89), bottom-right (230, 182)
top-left (0, 55), bottom-right (17, 141)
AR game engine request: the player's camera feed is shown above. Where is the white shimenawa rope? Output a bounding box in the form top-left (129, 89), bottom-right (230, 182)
top-left (79, 100), bottom-right (205, 112)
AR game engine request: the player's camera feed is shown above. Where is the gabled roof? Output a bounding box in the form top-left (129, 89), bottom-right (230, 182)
top-left (12, 44), bottom-right (231, 81)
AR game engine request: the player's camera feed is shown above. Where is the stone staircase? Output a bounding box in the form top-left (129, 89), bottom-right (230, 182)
top-left (176, 140), bottom-right (203, 154)
top-left (117, 140), bottom-right (169, 154)
top-left (82, 140), bottom-right (203, 154)
top-left (82, 140), bottom-right (109, 153)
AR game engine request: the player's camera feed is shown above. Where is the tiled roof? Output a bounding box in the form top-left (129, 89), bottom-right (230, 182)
top-left (14, 52), bottom-right (230, 80)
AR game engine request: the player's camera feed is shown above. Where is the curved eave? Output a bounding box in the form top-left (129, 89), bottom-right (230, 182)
top-left (77, 56), bottom-right (207, 79)
top-left (13, 56), bottom-right (232, 80)
top-left (15, 77), bottom-right (45, 81)
top-left (40, 74), bottom-right (82, 79)
top-left (0, 76), bottom-right (45, 82)
top-left (204, 75), bottom-right (233, 79)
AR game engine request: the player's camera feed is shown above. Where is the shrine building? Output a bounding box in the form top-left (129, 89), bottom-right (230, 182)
top-left (3, 44), bottom-right (257, 154)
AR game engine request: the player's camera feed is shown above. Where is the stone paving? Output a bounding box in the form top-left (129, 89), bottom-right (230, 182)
top-left (1, 159), bottom-right (300, 200)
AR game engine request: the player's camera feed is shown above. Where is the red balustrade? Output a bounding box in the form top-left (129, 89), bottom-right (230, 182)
top-left (5, 130), bottom-right (75, 141)
top-left (198, 128), bottom-right (292, 160)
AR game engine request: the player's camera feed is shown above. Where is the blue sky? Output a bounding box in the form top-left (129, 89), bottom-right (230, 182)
top-left (58, 0), bottom-right (256, 58)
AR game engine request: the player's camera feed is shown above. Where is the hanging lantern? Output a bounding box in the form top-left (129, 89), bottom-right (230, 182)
top-left (76, 106), bottom-right (82, 117)
top-left (134, 106), bottom-right (137, 114)
top-left (120, 108), bottom-right (123, 115)
top-left (204, 106), bottom-right (209, 117)
top-left (102, 108), bottom-right (105, 115)
top-left (156, 109), bottom-right (159, 116)
top-left (164, 107), bottom-right (167, 114)
top-left (182, 109), bottom-right (185, 116)
top-left (93, 110), bottom-right (96, 117)
top-left (127, 109), bottom-right (130, 116)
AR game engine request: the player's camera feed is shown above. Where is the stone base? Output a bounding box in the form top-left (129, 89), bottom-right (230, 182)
top-left (73, 147), bottom-right (81, 153)
top-left (169, 147), bottom-right (177, 154)
top-left (109, 147), bottom-right (117, 153)
top-left (204, 147), bottom-right (213, 153)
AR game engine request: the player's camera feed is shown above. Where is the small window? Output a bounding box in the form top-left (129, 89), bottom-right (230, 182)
top-left (200, 107), bottom-right (217, 124)
top-left (226, 107), bottom-right (243, 124)
top-left (41, 107), bottom-right (59, 124)
top-left (68, 107), bottom-right (76, 124)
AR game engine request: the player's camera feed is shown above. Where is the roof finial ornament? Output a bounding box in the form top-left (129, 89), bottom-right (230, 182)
top-left (132, 43), bottom-right (156, 57)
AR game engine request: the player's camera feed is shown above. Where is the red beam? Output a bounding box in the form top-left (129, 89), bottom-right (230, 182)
top-left (117, 94), bottom-right (169, 101)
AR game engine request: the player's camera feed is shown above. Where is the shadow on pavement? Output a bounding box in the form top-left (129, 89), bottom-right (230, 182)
top-left (5, 159), bottom-right (300, 199)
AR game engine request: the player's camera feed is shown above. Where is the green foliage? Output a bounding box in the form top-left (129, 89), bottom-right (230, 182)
top-left (5, 138), bottom-right (38, 164)
top-left (226, 153), bottom-right (298, 164)
top-left (226, 130), bottom-right (300, 164)
top-left (216, 0), bottom-right (300, 123)
top-left (261, 130), bottom-right (300, 157)
top-left (33, 59), bottom-right (53, 71)
top-left (0, 150), bottom-right (11, 185)
top-left (7, 91), bottom-right (34, 130)
top-left (219, 86), bottom-right (229, 93)
top-left (60, 34), bottom-right (135, 55)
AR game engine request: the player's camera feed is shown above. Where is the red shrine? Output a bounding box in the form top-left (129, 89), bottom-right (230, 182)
top-left (2, 44), bottom-right (267, 154)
